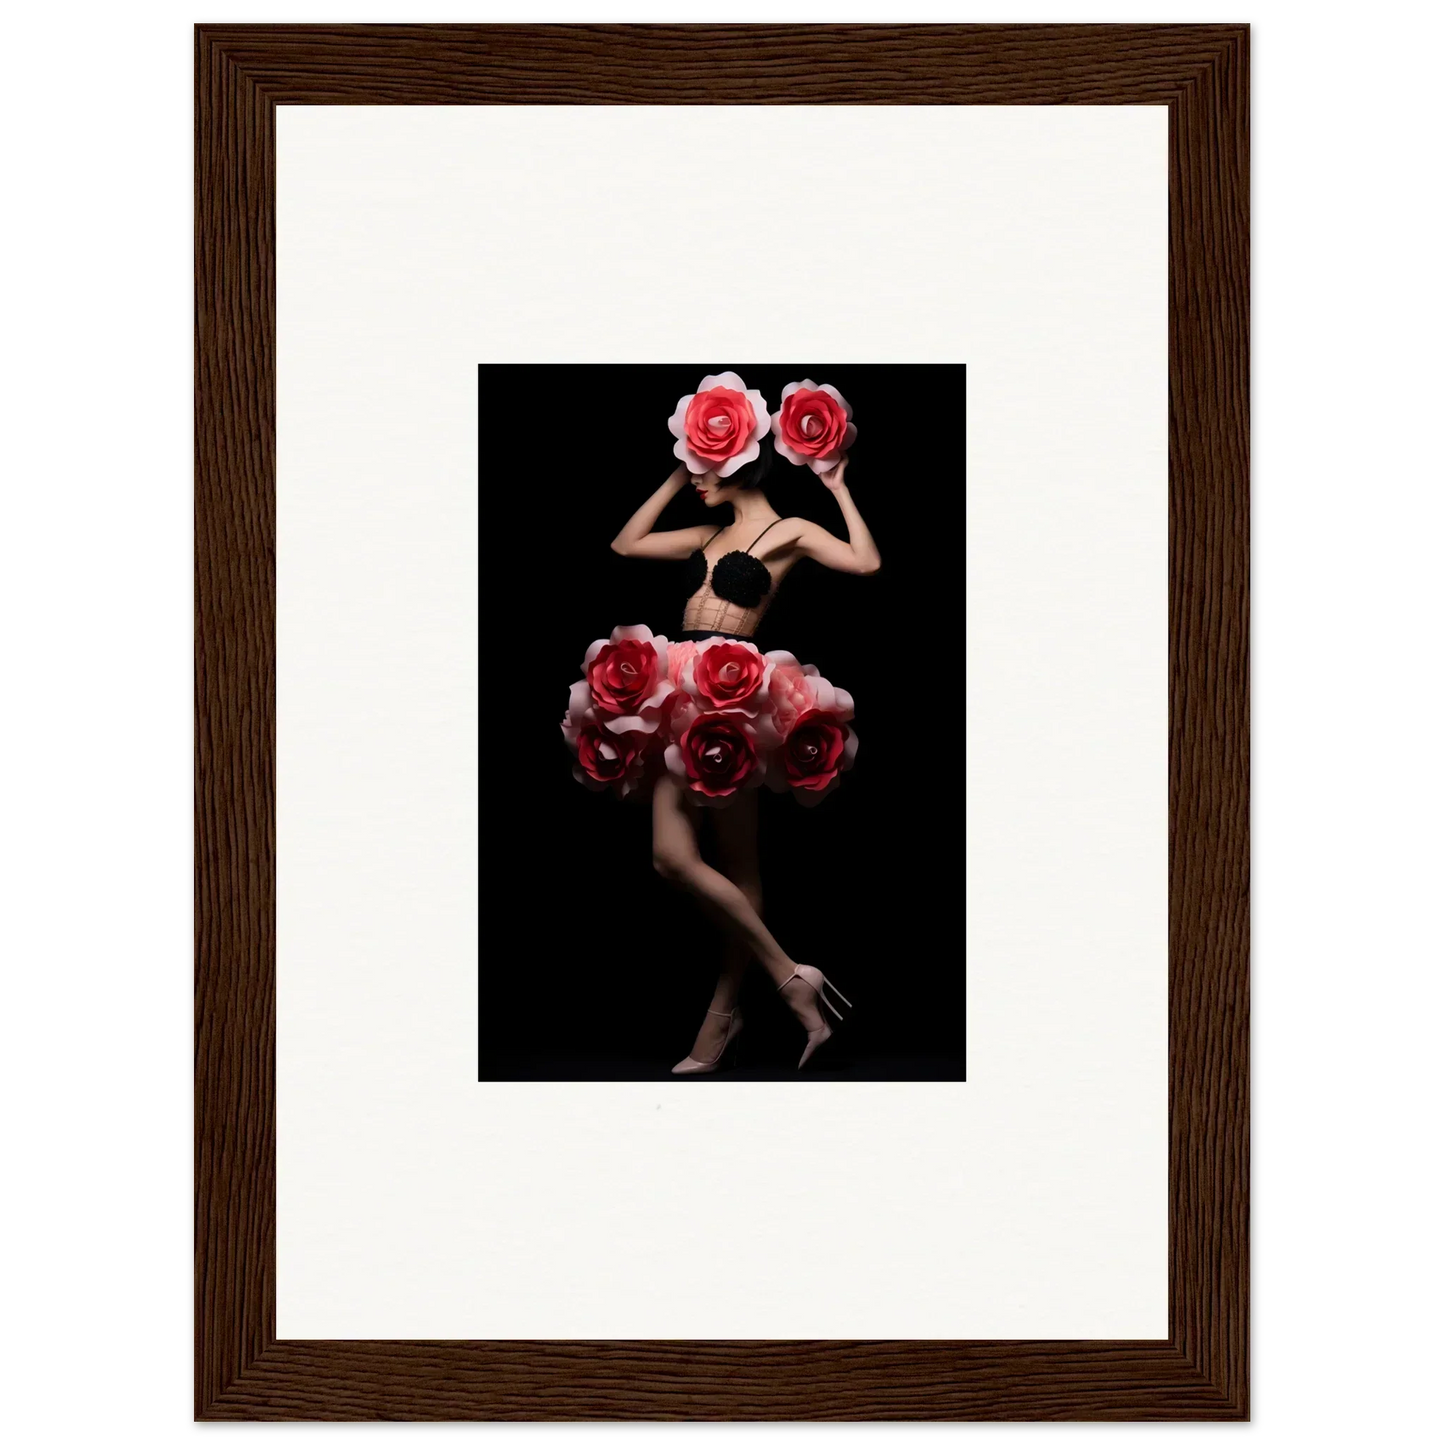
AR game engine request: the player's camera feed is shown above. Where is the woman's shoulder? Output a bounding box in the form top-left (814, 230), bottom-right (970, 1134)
top-left (775, 516), bottom-right (821, 545)
top-left (679, 523), bottom-right (721, 551)
top-left (747, 517), bottom-right (813, 563)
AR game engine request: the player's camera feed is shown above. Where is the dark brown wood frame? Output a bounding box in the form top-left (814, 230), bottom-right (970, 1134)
top-left (196, 23), bottom-right (1248, 1421)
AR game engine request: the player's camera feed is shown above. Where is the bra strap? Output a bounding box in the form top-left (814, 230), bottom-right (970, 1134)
top-left (746, 519), bottom-right (784, 553)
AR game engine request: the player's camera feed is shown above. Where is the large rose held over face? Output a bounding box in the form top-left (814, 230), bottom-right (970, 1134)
top-left (666, 711), bottom-right (761, 801)
top-left (668, 372), bottom-right (771, 478)
top-left (771, 380), bottom-right (857, 474)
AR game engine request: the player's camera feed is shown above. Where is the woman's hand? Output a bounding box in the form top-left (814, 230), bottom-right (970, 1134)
top-left (791, 454), bottom-right (880, 575)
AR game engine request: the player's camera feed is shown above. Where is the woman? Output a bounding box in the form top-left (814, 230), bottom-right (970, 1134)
top-left (608, 398), bottom-right (882, 1075)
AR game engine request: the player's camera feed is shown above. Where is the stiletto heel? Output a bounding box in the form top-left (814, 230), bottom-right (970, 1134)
top-left (671, 1007), bottom-right (744, 1076)
top-left (777, 965), bottom-right (853, 1070)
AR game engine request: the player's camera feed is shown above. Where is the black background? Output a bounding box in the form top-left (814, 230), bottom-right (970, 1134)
top-left (478, 365), bottom-right (965, 1081)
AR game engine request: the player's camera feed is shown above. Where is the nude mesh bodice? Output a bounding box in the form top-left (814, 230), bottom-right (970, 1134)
top-left (681, 519), bottom-right (784, 637)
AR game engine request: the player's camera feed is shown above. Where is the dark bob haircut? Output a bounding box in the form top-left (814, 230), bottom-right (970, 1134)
top-left (725, 431), bottom-right (777, 490)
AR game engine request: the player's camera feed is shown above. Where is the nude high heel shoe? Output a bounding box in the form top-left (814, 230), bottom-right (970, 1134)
top-left (671, 1007), bottom-right (745, 1076)
top-left (777, 965), bottom-right (853, 1069)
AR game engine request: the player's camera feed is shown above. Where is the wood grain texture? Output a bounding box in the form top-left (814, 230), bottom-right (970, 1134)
top-left (195, 22), bottom-right (1248, 1421)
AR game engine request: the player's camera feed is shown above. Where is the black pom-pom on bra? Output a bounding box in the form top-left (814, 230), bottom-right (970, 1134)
top-left (682, 548), bottom-right (710, 596)
top-left (685, 520), bottom-right (783, 610)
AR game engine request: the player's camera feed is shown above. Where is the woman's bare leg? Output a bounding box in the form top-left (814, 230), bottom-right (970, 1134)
top-left (652, 776), bottom-right (827, 1054)
top-left (711, 787), bottom-right (762, 996)
top-left (679, 790), bottom-right (761, 1062)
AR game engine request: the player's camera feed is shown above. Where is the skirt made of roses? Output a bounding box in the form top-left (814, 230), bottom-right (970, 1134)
top-left (560, 624), bottom-right (858, 808)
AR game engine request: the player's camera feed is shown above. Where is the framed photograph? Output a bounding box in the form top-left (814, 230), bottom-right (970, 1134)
top-left (196, 23), bottom-right (1248, 1420)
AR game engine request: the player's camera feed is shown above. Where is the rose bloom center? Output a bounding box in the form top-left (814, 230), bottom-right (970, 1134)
top-left (620, 662), bottom-right (636, 677)
top-left (801, 413), bottom-right (822, 436)
top-left (718, 662), bottom-right (740, 684)
top-left (708, 415), bottom-right (729, 433)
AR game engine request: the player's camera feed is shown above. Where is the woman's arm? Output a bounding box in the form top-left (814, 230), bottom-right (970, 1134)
top-left (611, 467), bottom-right (713, 559)
top-left (790, 458), bottom-right (882, 575)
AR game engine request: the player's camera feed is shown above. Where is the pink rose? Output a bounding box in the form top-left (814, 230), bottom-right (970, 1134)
top-left (583, 624), bottom-right (674, 731)
top-left (666, 640), bottom-right (697, 688)
top-left (665, 710), bottom-right (762, 803)
top-left (771, 380), bottom-right (857, 474)
top-left (668, 372), bottom-right (770, 478)
top-left (686, 638), bottom-right (771, 712)
top-left (764, 652), bottom-right (816, 736)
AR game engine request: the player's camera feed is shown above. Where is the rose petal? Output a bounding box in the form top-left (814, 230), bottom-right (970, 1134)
top-left (673, 438), bottom-right (711, 474)
top-left (715, 438), bottom-right (761, 478)
top-left (604, 714), bottom-right (658, 735)
top-left (768, 427), bottom-right (810, 469)
top-left (752, 715), bottom-right (784, 750)
top-left (794, 778), bottom-right (838, 808)
top-left (667, 394), bottom-right (694, 439)
top-left (699, 371), bottom-right (747, 393)
top-left (747, 390), bottom-right (770, 438)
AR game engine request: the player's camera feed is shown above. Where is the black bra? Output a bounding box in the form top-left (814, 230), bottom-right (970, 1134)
top-left (684, 520), bottom-right (784, 610)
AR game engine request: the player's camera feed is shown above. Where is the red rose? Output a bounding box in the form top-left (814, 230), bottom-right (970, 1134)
top-left (770, 380), bottom-right (857, 474)
top-left (587, 636), bottom-right (662, 716)
top-left (780, 709), bottom-right (850, 792)
top-left (667, 372), bottom-right (770, 477)
top-left (574, 723), bottom-right (650, 792)
top-left (777, 389), bottom-right (848, 458)
top-left (684, 387), bottom-right (756, 466)
top-left (691, 641), bottom-right (767, 710)
top-left (667, 712), bottom-right (760, 799)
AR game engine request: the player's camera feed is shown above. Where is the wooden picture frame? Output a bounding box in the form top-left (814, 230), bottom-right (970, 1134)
top-left (196, 23), bottom-right (1248, 1421)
